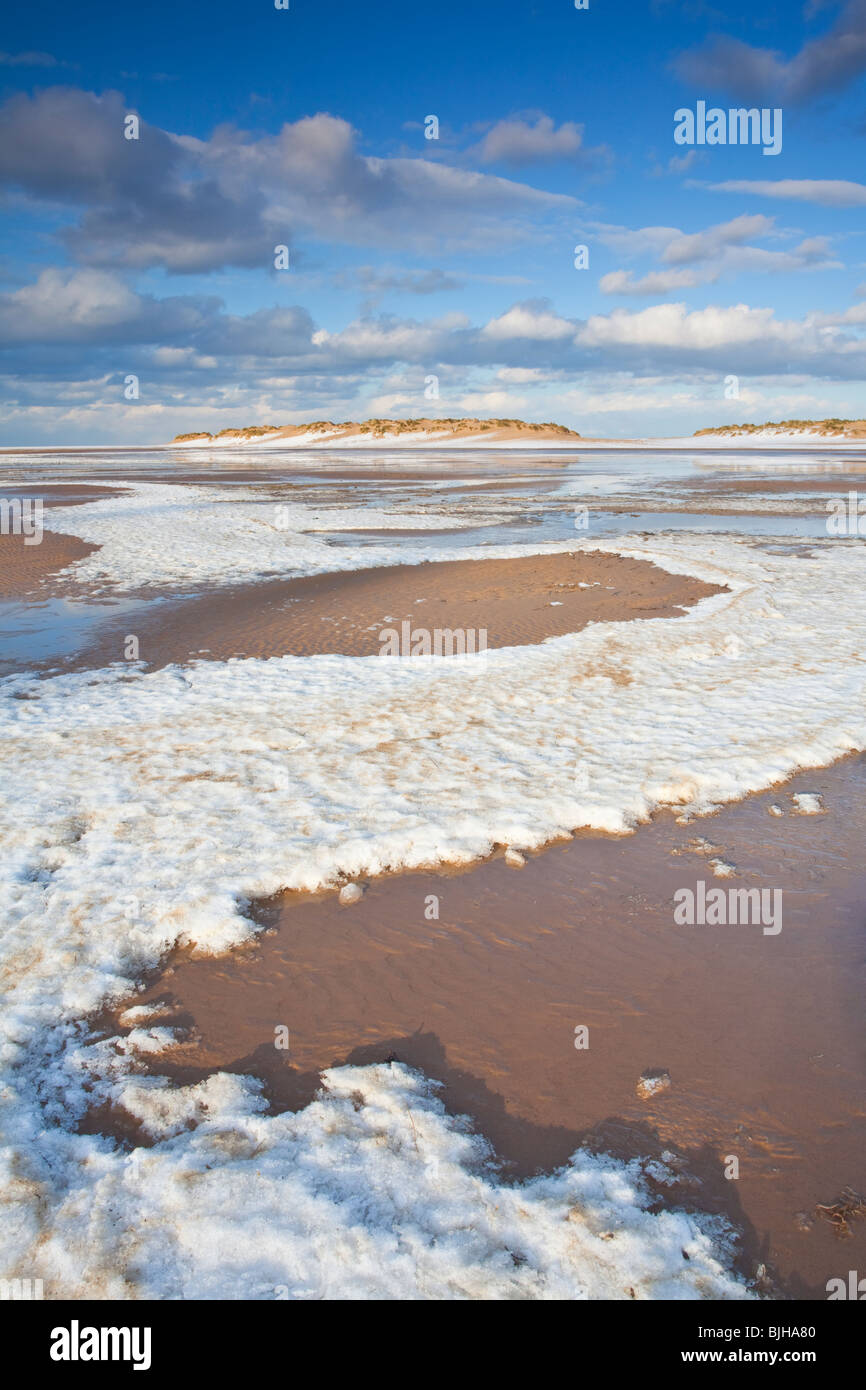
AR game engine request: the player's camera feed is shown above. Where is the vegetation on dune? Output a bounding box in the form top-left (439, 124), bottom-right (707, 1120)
top-left (213, 425), bottom-right (282, 438)
top-left (172, 417), bottom-right (581, 442)
top-left (355, 416), bottom-right (580, 437)
top-left (694, 418), bottom-right (864, 437)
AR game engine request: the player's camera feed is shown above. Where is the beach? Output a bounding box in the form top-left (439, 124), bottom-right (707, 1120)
top-left (1, 443), bottom-right (865, 1300)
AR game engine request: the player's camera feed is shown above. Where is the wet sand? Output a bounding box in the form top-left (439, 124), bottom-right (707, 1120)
top-left (0, 483), bottom-right (128, 507)
top-left (1, 460), bottom-right (569, 487)
top-left (0, 485), bottom-right (125, 599)
top-left (106, 755), bottom-right (866, 1298)
top-left (0, 530), bottom-right (98, 600)
top-left (7, 451), bottom-right (865, 1301)
top-left (57, 550), bottom-right (722, 673)
top-left (687, 472), bottom-right (866, 496)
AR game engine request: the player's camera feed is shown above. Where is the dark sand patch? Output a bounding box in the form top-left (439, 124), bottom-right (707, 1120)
top-left (105, 756), bottom-right (866, 1298)
top-left (0, 483), bottom-right (127, 508)
top-left (0, 461), bottom-right (570, 488)
top-left (0, 530), bottom-right (98, 600)
top-left (688, 472), bottom-right (866, 496)
top-left (0, 485), bottom-right (126, 598)
top-left (65, 550), bottom-right (723, 674)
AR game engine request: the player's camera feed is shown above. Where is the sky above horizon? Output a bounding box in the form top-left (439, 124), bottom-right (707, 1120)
top-left (2, 0), bottom-right (866, 444)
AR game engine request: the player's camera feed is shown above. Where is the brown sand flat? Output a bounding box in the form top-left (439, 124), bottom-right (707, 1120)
top-left (0, 530), bottom-right (98, 600)
top-left (66, 551), bottom-right (723, 674)
top-left (688, 472), bottom-right (866, 495)
top-left (118, 464), bottom-right (566, 485)
top-left (106, 756), bottom-right (866, 1297)
top-left (0, 483), bottom-right (127, 508)
top-left (600, 469), bottom-right (866, 517)
top-left (0, 484), bottom-right (125, 599)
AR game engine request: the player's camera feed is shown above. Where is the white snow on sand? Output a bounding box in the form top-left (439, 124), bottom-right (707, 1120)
top-left (7, 494), bottom-right (866, 1298)
top-left (578, 434), bottom-right (866, 451)
top-left (13, 1062), bottom-right (748, 1300)
top-left (40, 482), bottom-right (491, 592)
top-left (171, 428), bottom-right (584, 451)
top-left (167, 429), bottom-right (866, 451)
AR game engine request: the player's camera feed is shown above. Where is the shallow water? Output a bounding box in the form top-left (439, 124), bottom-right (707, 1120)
top-left (118, 753), bottom-right (866, 1297)
top-left (2, 444), bottom-right (865, 1299)
top-left (328, 509), bottom-right (837, 553)
top-left (0, 595), bottom-right (159, 676)
top-left (3, 442), bottom-right (866, 486)
top-left (2, 445), bottom-right (859, 667)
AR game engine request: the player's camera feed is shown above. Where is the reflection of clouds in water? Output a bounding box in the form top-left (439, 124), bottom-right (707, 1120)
top-left (0, 595), bottom-right (153, 669)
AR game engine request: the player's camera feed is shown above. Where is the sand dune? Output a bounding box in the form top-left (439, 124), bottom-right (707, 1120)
top-left (171, 417), bottom-right (582, 448)
top-left (693, 418), bottom-right (866, 442)
top-left (168, 415), bottom-right (866, 451)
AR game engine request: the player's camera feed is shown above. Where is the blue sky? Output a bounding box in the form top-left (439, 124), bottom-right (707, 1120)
top-left (2, 0), bottom-right (866, 442)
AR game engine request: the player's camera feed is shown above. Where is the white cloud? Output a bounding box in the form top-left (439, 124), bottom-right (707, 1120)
top-left (578, 302), bottom-right (807, 351)
top-left (0, 268), bottom-right (142, 340)
top-left (660, 214), bottom-right (773, 266)
top-left (151, 346), bottom-right (217, 368)
top-left (475, 116), bottom-right (586, 165)
top-left (324, 313), bottom-right (470, 362)
top-left (0, 50), bottom-right (64, 67)
top-left (600, 268), bottom-right (709, 295)
top-left (596, 215), bottom-right (840, 295)
top-left (482, 301), bottom-right (574, 340)
top-left (706, 179), bottom-right (866, 208)
top-left (496, 367), bottom-right (547, 383)
top-left (0, 92), bottom-right (578, 270)
top-left (456, 390), bottom-right (525, 411)
top-left (675, 2), bottom-right (866, 105)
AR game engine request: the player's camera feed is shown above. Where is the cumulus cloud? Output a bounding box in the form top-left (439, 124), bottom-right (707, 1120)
top-left (705, 179), bottom-right (866, 208)
top-left (474, 116), bottom-right (587, 165)
top-left (496, 366), bottom-right (547, 384)
top-left (0, 88), bottom-right (177, 200)
top-left (675, 0), bottom-right (866, 104)
top-left (0, 269), bottom-right (328, 375)
top-left (668, 149), bottom-right (701, 174)
top-left (313, 312), bottom-right (471, 364)
top-left (481, 300), bottom-right (574, 340)
top-left (0, 268), bottom-right (222, 345)
top-left (596, 214), bottom-right (839, 295)
top-left (0, 50), bottom-right (66, 67)
top-left (600, 268), bottom-right (708, 295)
top-left (355, 267), bottom-right (464, 297)
top-left (0, 88), bottom-right (576, 272)
top-left (4, 263), bottom-right (866, 443)
top-left (659, 214), bottom-right (773, 265)
top-left (578, 302), bottom-right (820, 358)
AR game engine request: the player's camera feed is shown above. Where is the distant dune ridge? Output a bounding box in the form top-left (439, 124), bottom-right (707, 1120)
top-left (170, 417), bottom-right (582, 448)
top-left (694, 418), bottom-right (866, 440)
top-left (169, 414), bottom-right (866, 448)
